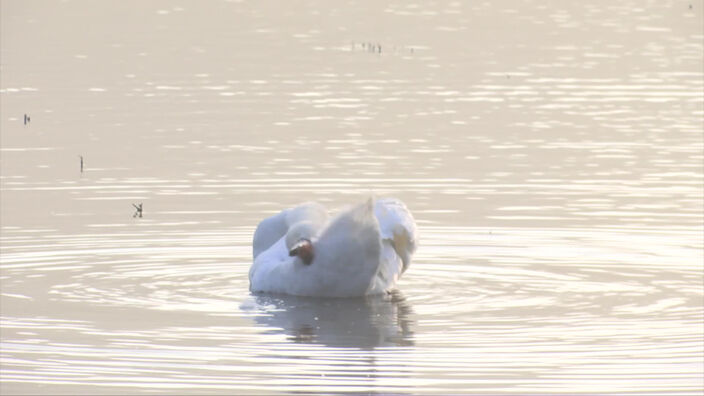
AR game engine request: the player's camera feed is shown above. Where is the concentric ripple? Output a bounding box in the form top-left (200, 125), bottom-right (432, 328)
top-left (1, 225), bottom-right (702, 394)
top-left (2, 0), bottom-right (703, 394)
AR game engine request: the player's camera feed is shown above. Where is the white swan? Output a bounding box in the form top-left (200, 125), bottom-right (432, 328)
top-left (249, 197), bottom-right (417, 297)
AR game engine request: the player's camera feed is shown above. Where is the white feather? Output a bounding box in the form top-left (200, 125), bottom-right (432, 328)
top-left (249, 197), bottom-right (418, 297)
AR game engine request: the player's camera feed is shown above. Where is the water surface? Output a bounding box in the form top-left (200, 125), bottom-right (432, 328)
top-left (1, 0), bottom-right (703, 394)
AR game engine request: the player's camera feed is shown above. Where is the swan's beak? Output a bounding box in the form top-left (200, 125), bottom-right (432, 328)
top-left (289, 239), bottom-right (314, 265)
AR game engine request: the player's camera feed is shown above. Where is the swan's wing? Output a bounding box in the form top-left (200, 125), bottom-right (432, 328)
top-left (374, 198), bottom-right (418, 274)
top-left (311, 199), bottom-right (383, 296)
top-left (252, 202), bottom-right (328, 260)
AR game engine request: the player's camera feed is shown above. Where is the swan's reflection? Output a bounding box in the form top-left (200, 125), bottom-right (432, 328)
top-left (252, 290), bottom-right (414, 349)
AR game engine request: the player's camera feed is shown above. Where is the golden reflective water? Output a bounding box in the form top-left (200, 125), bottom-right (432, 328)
top-left (1, 0), bottom-right (703, 394)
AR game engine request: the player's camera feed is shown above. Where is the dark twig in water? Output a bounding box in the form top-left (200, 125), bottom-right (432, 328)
top-left (133, 203), bottom-right (143, 218)
top-left (79, 156), bottom-right (84, 173)
top-left (24, 114), bottom-right (30, 125)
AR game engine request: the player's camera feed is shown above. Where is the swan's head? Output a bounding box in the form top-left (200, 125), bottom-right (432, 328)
top-left (286, 221), bottom-right (317, 265)
top-left (289, 238), bottom-right (314, 265)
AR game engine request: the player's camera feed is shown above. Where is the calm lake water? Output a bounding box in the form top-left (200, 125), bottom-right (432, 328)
top-left (1, 0), bottom-right (703, 394)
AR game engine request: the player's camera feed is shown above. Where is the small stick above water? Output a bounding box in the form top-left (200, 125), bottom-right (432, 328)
top-left (133, 203), bottom-right (143, 218)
